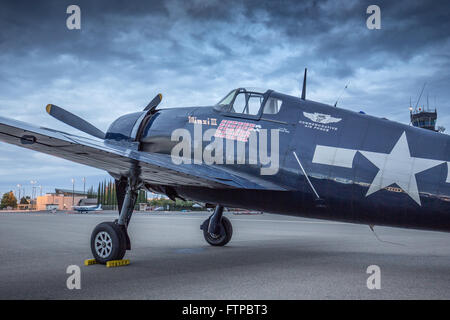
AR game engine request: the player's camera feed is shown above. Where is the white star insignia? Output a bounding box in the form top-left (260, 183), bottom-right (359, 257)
top-left (359, 132), bottom-right (443, 205)
top-left (311, 131), bottom-right (447, 206)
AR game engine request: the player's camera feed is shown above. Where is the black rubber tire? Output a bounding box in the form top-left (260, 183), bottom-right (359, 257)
top-left (90, 221), bottom-right (126, 264)
top-left (202, 216), bottom-right (233, 246)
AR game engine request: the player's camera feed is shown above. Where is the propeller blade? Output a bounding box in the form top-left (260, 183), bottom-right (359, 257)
top-left (46, 104), bottom-right (106, 139)
top-left (144, 93), bottom-right (162, 111)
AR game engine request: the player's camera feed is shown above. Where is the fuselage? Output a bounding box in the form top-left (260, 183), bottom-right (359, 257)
top-left (106, 90), bottom-right (450, 232)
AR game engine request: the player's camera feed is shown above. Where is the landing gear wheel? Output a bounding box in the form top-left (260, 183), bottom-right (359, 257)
top-left (202, 216), bottom-right (233, 246)
top-left (90, 222), bottom-right (126, 264)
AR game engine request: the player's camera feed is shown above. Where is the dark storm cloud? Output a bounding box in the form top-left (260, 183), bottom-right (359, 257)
top-left (1, 1), bottom-right (449, 54)
top-left (0, 0), bottom-right (449, 194)
top-left (1, 0), bottom-right (448, 77)
top-left (0, 0), bottom-right (169, 65)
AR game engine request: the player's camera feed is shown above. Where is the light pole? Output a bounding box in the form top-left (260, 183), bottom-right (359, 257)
top-left (30, 180), bottom-right (37, 210)
top-left (71, 178), bottom-right (75, 207)
top-left (17, 184), bottom-right (21, 203)
top-left (82, 177), bottom-right (86, 198)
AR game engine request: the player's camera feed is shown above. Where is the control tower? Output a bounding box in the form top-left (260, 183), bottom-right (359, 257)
top-left (409, 83), bottom-right (444, 133)
top-left (410, 107), bottom-right (437, 131)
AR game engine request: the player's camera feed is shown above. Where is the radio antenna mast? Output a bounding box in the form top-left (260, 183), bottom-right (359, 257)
top-left (300, 68), bottom-right (307, 100)
top-left (301, 68), bottom-right (308, 100)
top-left (334, 81), bottom-right (350, 107)
top-left (414, 82), bottom-right (426, 111)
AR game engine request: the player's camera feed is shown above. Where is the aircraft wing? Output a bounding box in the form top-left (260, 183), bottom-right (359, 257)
top-left (0, 116), bottom-right (284, 190)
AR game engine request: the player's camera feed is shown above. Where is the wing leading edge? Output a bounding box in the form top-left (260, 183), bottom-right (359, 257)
top-left (0, 116), bottom-right (284, 191)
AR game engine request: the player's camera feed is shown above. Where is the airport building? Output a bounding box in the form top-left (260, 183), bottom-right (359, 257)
top-left (36, 188), bottom-right (91, 211)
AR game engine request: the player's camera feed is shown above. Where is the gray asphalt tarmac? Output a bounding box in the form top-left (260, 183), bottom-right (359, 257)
top-left (0, 210), bottom-right (449, 299)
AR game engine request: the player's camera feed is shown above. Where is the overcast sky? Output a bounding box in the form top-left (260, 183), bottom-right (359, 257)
top-left (0, 0), bottom-right (449, 197)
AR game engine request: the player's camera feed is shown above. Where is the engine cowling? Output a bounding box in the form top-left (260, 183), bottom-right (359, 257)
top-left (105, 110), bottom-right (156, 146)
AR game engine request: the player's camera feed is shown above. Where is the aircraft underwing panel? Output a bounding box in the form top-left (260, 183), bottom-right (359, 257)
top-left (0, 116), bottom-right (283, 190)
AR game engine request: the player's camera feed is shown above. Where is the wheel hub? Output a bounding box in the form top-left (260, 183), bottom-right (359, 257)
top-left (209, 232), bottom-right (221, 239)
top-left (95, 231), bottom-right (112, 258)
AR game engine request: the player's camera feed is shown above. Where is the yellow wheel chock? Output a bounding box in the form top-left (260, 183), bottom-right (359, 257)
top-left (84, 258), bottom-right (130, 267)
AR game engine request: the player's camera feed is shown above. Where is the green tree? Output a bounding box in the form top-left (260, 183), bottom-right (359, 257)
top-left (97, 184), bottom-right (101, 205)
top-left (112, 181), bottom-right (117, 210)
top-left (101, 181), bottom-right (105, 205)
top-left (110, 181), bottom-right (113, 209)
top-left (1, 191), bottom-right (18, 209)
top-left (86, 186), bottom-right (96, 199)
top-left (106, 180), bottom-right (111, 206)
top-left (103, 180), bottom-right (108, 205)
top-left (20, 197), bottom-right (29, 204)
top-left (104, 181), bottom-right (108, 206)
top-left (137, 190), bottom-right (146, 204)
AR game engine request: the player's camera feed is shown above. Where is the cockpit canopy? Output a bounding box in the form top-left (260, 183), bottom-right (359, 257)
top-left (214, 88), bottom-right (280, 115)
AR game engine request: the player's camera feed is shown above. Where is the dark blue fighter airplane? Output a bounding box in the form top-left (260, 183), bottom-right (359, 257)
top-left (0, 71), bottom-right (449, 263)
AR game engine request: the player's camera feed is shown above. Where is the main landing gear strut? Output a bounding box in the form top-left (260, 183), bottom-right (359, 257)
top-left (90, 178), bottom-right (138, 264)
top-left (90, 181), bottom-right (233, 263)
top-left (200, 205), bottom-right (233, 246)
